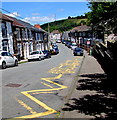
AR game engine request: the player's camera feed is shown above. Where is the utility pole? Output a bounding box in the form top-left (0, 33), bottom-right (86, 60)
top-left (55, 14), bottom-right (56, 21)
top-left (48, 22), bottom-right (51, 51)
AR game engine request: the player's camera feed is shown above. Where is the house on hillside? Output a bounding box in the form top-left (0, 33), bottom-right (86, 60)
top-left (61, 31), bottom-right (70, 41)
top-left (70, 24), bottom-right (104, 46)
top-left (0, 13), bottom-right (14, 54)
top-left (70, 25), bottom-right (92, 45)
top-left (50, 30), bottom-right (61, 42)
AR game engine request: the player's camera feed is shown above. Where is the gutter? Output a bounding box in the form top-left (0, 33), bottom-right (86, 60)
top-left (59, 53), bottom-right (86, 118)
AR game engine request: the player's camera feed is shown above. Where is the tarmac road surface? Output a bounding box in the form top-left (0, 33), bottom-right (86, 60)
top-left (1, 43), bottom-right (84, 119)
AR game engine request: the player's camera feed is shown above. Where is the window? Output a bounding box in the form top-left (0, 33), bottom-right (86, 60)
top-left (2, 22), bottom-right (7, 38)
top-left (7, 52), bottom-right (13, 57)
top-left (1, 52), bottom-right (7, 56)
top-left (16, 28), bottom-right (20, 40)
top-left (30, 51), bottom-right (39, 55)
top-left (2, 40), bottom-right (8, 51)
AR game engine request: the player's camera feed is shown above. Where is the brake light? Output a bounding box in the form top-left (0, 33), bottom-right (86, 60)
top-left (0, 57), bottom-right (2, 60)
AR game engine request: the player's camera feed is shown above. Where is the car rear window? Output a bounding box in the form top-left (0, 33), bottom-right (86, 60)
top-left (1, 52), bottom-right (7, 56)
top-left (30, 51), bottom-right (39, 55)
top-left (75, 48), bottom-right (82, 51)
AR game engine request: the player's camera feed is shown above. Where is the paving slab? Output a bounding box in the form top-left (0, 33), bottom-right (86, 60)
top-left (60, 51), bottom-right (105, 119)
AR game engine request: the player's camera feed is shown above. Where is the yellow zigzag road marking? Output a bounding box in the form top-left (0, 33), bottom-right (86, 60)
top-left (15, 74), bottom-right (66, 119)
top-left (16, 98), bottom-right (37, 114)
top-left (41, 82), bottom-right (54, 88)
top-left (14, 57), bottom-right (79, 119)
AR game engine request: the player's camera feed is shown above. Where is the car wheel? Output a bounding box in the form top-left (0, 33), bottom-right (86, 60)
top-left (15, 60), bottom-right (18, 66)
top-left (28, 59), bottom-right (30, 62)
top-left (2, 62), bottom-right (6, 69)
top-left (38, 57), bottom-right (41, 61)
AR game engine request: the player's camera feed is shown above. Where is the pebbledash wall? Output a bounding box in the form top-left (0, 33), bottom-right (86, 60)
top-left (0, 20), bottom-right (14, 54)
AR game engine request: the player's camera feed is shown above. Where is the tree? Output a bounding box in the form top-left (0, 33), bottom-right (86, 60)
top-left (86, 2), bottom-right (117, 34)
top-left (68, 16), bottom-right (72, 19)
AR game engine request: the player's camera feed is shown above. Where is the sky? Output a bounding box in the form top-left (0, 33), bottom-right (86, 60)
top-left (1, 2), bottom-right (90, 25)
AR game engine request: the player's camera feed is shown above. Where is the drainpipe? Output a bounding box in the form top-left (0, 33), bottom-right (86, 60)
top-left (20, 29), bottom-right (24, 59)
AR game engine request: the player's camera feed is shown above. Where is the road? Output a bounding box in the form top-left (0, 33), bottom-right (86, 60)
top-left (2, 43), bottom-right (84, 119)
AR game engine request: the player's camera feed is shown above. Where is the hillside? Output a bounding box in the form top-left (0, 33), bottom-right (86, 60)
top-left (41, 17), bottom-right (87, 33)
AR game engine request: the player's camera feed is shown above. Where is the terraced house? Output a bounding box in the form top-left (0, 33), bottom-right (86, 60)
top-left (0, 12), bottom-right (48, 60)
top-left (0, 12), bottom-right (14, 54)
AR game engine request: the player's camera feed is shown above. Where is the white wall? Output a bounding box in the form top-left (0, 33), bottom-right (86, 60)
top-left (6, 22), bottom-right (14, 54)
top-left (0, 21), bottom-right (14, 54)
top-left (0, 21), bottom-right (2, 51)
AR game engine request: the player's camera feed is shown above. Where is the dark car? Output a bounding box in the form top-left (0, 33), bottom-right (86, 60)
top-left (61, 40), bottom-right (66, 44)
top-left (73, 47), bottom-right (83, 56)
top-left (50, 47), bottom-right (59, 55)
top-left (67, 42), bottom-right (72, 48)
top-left (42, 50), bottom-right (51, 58)
top-left (65, 41), bottom-right (69, 46)
top-left (52, 44), bottom-right (58, 49)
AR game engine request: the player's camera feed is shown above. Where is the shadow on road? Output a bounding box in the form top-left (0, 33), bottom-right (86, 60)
top-left (62, 73), bottom-right (117, 120)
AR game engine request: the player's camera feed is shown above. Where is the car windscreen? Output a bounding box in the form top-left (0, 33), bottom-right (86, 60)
top-left (75, 48), bottom-right (82, 52)
top-left (43, 50), bottom-right (48, 53)
top-left (30, 51), bottom-right (39, 55)
top-left (72, 43), bottom-right (77, 46)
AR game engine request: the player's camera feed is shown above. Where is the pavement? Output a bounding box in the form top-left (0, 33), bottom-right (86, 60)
top-left (18, 59), bottom-right (28, 64)
top-left (60, 51), bottom-right (105, 119)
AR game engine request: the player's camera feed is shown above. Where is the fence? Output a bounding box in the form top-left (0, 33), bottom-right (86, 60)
top-left (92, 40), bottom-right (117, 84)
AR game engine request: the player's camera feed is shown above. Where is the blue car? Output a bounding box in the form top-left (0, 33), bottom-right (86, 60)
top-left (73, 47), bottom-right (83, 56)
top-left (50, 47), bottom-right (59, 55)
top-left (42, 50), bottom-right (51, 58)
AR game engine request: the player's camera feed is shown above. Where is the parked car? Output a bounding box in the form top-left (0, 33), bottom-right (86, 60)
top-left (73, 47), bottom-right (83, 56)
top-left (61, 40), bottom-right (66, 44)
top-left (71, 43), bottom-right (77, 50)
top-left (65, 41), bottom-right (69, 46)
top-left (28, 51), bottom-right (45, 62)
top-left (0, 51), bottom-right (18, 69)
top-left (50, 47), bottom-right (59, 55)
top-left (67, 42), bottom-right (72, 48)
top-left (52, 44), bottom-right (58, 49)
top-left (42, 50), bottom-right (51, 58)
top-left (56, 40), bottom-right (61, 43)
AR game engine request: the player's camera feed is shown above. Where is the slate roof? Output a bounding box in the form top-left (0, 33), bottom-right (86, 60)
top-left (0, 12), bottom-right (13, 22)
top-left (0, 13), bottom-right (25, 28)
top-left (2, 13), bottom-right (46, 33)
top-left (71, 25), bottom-right (91, 32)
top-left (51, 30), bottom-right (60, 34)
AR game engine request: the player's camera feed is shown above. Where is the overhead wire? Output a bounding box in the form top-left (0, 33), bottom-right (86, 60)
top-left (0, 8), bottom-right (31, 22)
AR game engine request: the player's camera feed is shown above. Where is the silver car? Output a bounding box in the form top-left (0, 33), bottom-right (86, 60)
top-left (0, 51), bottom-right (18, 69)
top-left (28, 51), bottom-right (45, 62)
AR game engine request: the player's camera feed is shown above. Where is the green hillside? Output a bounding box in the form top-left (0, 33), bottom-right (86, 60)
top-left (41, 16), bottom-right (87, 33)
